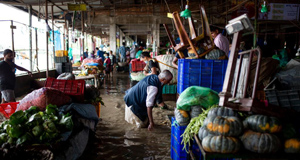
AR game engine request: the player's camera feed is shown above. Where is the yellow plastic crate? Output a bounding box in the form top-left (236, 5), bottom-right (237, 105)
top-left (55, 50), bottom-right (68, 57)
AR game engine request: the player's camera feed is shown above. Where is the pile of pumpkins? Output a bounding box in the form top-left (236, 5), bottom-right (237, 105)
top-left (197, 107), bottom-right (300, 154)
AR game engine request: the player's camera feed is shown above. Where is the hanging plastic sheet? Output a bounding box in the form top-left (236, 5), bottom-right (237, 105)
top-left (50, 30), bottom-right (62, 51)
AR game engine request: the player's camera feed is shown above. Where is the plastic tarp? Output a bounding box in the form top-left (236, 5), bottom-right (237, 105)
top-left (155, 54), bottom-right (177, 84)
top-left (50, 30), bottom-right (62, 51)
top-left (176, 86), bottom-right (219, 111)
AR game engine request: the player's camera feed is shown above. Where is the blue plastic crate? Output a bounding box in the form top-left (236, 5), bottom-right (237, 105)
top-left (163, 84), bottom-right (177, 94)
top-left (177, 59), bottom-right (228, 94)
top-left (171, 147), bottom-right (188, 160)
top-left (171, 117), bottom-right (188, 159)
top-left (171, 117), bottom-right (187, 142)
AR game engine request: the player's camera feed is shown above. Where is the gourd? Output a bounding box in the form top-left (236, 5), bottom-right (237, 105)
top-left (284, 138), bottom-right (300, 153)
top-left (207, 107), bottom-right (238, 118)
top-left (198, 126), bottom-right (212, 141)
top-left (243, 115), bottom-right (282, 133)
top-left (202, 135), bottom-right (240, 153)
top-left (204, 116), bottom-right (242, 136)
top-left (241, 130), bottom-right (281, 153)
top-left (190, 106), bottom-right (203, 118)
top-left (174, 108), bottom-right (190, 126)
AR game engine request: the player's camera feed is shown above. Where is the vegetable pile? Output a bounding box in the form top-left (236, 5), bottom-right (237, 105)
top-left (0, 104), bottom-right (73, 146)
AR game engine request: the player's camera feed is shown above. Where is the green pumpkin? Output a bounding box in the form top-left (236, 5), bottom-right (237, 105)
top-left (285, 138), bottom-right (300, 153)
top-left (198, 126), bottom-right (213, 141)
top-left (204, 116), bottom-right (242, 136)
top-left (243, 115), bottom-right (282, 133)
top-left (241, 130), bottom-right (281, 153)
top-left (207, 107), bottom-right (238, 118)
top-left (202, 135), bottom-right (240, 153)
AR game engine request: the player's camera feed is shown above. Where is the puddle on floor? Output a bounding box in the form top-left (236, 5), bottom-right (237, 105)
top-left (79, 73), bottom-right (173, 160)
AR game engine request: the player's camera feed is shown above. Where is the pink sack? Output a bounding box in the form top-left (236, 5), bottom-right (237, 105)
top-left (17, 87), bottom-right (72, 111)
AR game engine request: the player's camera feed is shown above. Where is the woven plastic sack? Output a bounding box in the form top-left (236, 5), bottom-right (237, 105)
top-left (174, 108), bottom-right (190, 126)
top-left (81, 58), bottom-right (103, 67)
top-left (17, 87), bottom-right (71, 111)
top-left (57, 73), bottom-right (75, 80)
top-left (190, 106), bottom-right (203, 118)
top-left (205, 49), bottom-right (225, 60)
top-left (155, 54), bottom-right (177, 84)
top-left (176, 86), bottom-right (219, 111)
top-left (130, 72), bottom-right (146, 81)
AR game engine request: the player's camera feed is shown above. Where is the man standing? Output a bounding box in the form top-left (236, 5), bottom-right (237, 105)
top-left (0, 49), bottom-right (32, 103)
top-left (83, 48), bottom-right (89, 59)
top-left (96, 47), bottom-right (105, 60)
top-left (210, 26), bottom-right (230, 56)
top-left (119, 42), bottom-right (126, 62)
top-left (124, 70), bottom-right (173, 131)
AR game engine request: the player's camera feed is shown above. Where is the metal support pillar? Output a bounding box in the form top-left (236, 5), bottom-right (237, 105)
top-left (253, 0), bottom-right (258, 48)
top-left (29, 5), bottom-right (33, 71)
top-left (35, 28), bottom-right (38, 67)
top-left (51, 5), bottom-right (55, 68)
top-left (81, 11), bottom-right (85, 55)
top-left (46, 0), bottom-right (49, 77)
top-left (10, 20), bottom-right (15, 54)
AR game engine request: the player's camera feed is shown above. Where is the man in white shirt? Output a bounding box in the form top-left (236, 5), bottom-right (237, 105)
top-left (210, 26), bottom-right (230, 56)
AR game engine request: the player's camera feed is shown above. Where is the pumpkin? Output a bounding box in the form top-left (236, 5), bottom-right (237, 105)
top-left (202, 135), bottom-right (240, 153)
top-left (282, 123), bottom-right (297, 139)
top-left (241, 130), bottom-right (281, 153)
top-left (198, 126), bottom-right (213, 141)
top-left (284, 138), bottom-right (300, 153)
top-left (174, 108), bottom-right (190, 126)
top-left (243, 115), bottom-right (282, 133)
top-left (204, 116), bottom-right (242, 136)
top-left (207, 107), bottom-right (238, 118)
top-left (190, 106), bottom-right (203, 118)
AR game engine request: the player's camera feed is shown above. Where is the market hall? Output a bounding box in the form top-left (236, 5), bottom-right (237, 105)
top-left (0, 0), bottom-right (300, 159)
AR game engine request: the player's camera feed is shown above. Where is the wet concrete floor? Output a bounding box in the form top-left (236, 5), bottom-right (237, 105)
top-left (79, 73), bottom-right (175, 160)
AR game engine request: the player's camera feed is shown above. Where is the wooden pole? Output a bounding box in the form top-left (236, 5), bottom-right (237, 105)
top-left (46, 0), bottom-right (49, 78)
top-left (35, 28), bottom-right (38, 67)
top-left (253, 0), bottom-right (258, 48)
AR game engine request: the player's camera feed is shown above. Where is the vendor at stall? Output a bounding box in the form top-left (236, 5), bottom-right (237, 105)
top-left (210, 26), bottom-right (230, 56)
top-left (0, 49), bottom-right (32, 103)
top-left (172, 49), bottom-right (189, 69)
top-left (124, 70), bottom-right (173, 131)
top-left (141, 52), bottom-right (160, 76)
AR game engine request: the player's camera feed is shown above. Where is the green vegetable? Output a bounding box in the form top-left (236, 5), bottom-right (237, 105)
top-left (45, 104), bottom-right (58, 115)
top-left (27, 112), bottom-right (43, 127)
top-left (32, 125), bottom-right (43, 137)
top-left (0, 133), bottom-right (8, 145)
top-left (25, 106), bottom-right (40, 118)
top-left (6, 124), bottom-right (24, 138)
top-left (59, 114), bottom-right (73, 131)
top-left (180, 105), bottom-right (218, 152)
top-left (16, 132), bottom-right (33, 145)
top-left (8, 137), bottom-right (15, 144)
top-left (42, 114), bottom-right (58, 122)
top-left (40, 132), bottom-right (58, 142)
top-left (43, 120), bottom-right (58, 133)
top-left (9, 110), bottom-right (27, 125)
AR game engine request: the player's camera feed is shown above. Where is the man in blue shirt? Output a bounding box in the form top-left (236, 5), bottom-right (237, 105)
top-left (124, 70), bottom-right (173, 131)
top-left (96, 47), bottom-right (105, 60)
top-left (172, 49), bottom-right (189, 69)
top-left (119, 42), bottom-right (126, 62)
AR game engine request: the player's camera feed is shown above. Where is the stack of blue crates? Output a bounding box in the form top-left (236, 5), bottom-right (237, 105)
top-left (177, 59), bottom-right (228, 94)
top-left (171, 117), bottom-right (188, 160)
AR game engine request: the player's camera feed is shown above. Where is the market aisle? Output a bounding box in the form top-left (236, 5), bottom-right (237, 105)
top-left (80, 73), bottom-right (175, 160)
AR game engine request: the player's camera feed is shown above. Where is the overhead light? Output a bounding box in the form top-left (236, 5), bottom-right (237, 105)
top-left (225, 14), bottom-right (253, 35)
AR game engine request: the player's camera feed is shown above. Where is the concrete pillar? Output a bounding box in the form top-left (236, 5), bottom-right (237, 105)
top-left (147, 34), bottom-right (151, 48)
top-left (109, 24), bottom-right (116, 53)
top-left (152, 19), bottom-right (160, 53)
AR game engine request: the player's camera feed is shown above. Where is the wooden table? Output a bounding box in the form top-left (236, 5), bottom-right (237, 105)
top-left (75, 74), bottom-right (99, 88)
top-left (193, 135), bottom-right (300, 160)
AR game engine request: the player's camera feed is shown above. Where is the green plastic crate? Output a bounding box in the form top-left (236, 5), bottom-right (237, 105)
top-left (163, 84), bottom-right (177, 94)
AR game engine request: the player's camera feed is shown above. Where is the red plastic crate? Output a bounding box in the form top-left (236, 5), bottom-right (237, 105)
top-left (45, 77), bottom-right (85, 102)
top-left (131, 60), bottom-right (146, 72)
top-left (0, 102), bottom-right (19, 118)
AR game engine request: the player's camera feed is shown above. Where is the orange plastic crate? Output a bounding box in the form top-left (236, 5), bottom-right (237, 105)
top-left (45, 77), bottom-right (85, 102)
top-left (0, 102), bottom-right (19, 118)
